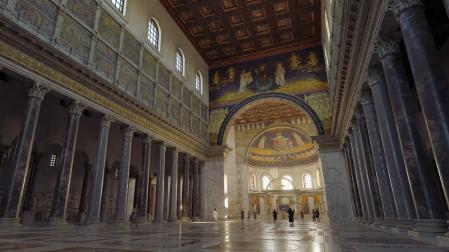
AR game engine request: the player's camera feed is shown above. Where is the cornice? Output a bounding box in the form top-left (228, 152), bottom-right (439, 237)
top-left (330, 0), bottom-right (387, 145)
top-left (0, 16), bottom-right (209, 159)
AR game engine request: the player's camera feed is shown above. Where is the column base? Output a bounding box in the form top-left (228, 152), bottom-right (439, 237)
top-left (21, 211), bottom-right (34, 226)
top-left (391, 219), bottom-right (415, 234)
top-left (0, 218), bottom-right (21, 227)
top-left (437, 235), bottom-right (449, 247)
top-left (180, 217), bottom-right (192, 222)
top-left (113, 217), bottom-right (129, 224)
top-left (135, 216), bottom-right (149, 223)
top-left (413, 219), bottom-right (447, 234)
top-left (372, 218), bottom-right (385, 227)
top-left (48, 217), bottom-right (68, 226)
top-left (378, 218), bottom-right (396, 231)
top-left (85, 217), bottom-right (100, 225)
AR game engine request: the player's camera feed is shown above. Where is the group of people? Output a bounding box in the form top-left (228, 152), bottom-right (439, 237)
top-left (272, 208), bottom-right (296, 226)
top-left (312, 208), bottom-right (320, 222)
top-left (240, 210), bottom-right (258, 220)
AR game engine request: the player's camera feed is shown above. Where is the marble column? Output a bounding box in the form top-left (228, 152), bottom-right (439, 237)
top-left (354, 106), bottom-right (384, 221)
top-left (444, 0), bottom-right (449, 19)
top-left (22, 153), bottom-right (43, 212)
top-left (86, 115), bottom-right (113, 224)
top-left (193, 159), bottom-right (200, 220)
top-left (153, 142), bottom-right (166, 222)
top-left (114, 126), bottom-right (135, 222)
top-left (360, 88), bottom-right (397, 224)
top-left (137, 135), bottom-right (151, 221)
top-left (375, 40), bottom-right (448, 233)
top-left (366, 66), bottom-right (416, 227)
top-left (346, 139), bottom-right (363, 218)
top-left (188, 160), bottom-right (194, 218)
top-left (50, 101), bottom-right (84, 222)
top-left (78, 163), bottom-right (91, 215)
top-left (391, 0), bottom-right (449, 208)
top-left (3, 84), bottom-right (48, 222)
top-left (168, 148), bottom-right (179, 222)
top-left (100, 169), bottom-right (111, 223)
top-left (343, 139), bottom-right (362, 218)
top-left (181, 153), bottom-right (190, 219)
top-left (348, 128), bottom-right (369, 219)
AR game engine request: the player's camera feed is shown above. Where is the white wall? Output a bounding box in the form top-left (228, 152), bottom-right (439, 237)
top-left (113, 0), bottom-right (209, 103)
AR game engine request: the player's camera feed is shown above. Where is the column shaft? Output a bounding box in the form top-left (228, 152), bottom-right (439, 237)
top-left (4, 84), bottom-right (48, 219)
top-left (367, 69), bottom-right (416, 221)
top-left (114, 126), bottom-right (134, 221)
top-left (343, 141), bottom-right (362, 218)
top-left (360, 90), bottom-right (397, 220)
top-left (181, 154), bottom-right (190, 218)
top-left (100, 169), bottom-right (111, 222)
top-left (393, 0), bottom-right (449, 207)
top-left (86, 115), bottom-right (112, 223)
top-left (153, 142), bottom-right (166, 222)
top-left (137, 135), bottom-right (151, 220)
top-left (168, 148), bottom-right (179, 221)
top-left (378, 45), bottom-right (447, 224)
top-left (50, 101), bottom-right (84, 220)
top-left (349, 131), bottom-right (369, 218)
top-left (193, 160), bottom-right (200, 219)
top-left (354, 108), bottom-right (384, 219)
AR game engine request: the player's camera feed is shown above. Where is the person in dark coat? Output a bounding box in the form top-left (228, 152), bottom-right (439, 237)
top-left (272, 209), bottom-right (278, 222)
top-left (287, 208), bottom-right (295, 227)
top-left (316, 208), bottom-right (320, 222)
top-left (240, 210), bottom-right (245, 221)
top-left (312, 209), bottom-right (316, 222)
top-left (300, 210), bottom-right (304, 221)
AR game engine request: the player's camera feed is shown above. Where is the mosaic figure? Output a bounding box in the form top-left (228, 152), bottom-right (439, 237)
top-left (275, 62), bottom-right (286, 86)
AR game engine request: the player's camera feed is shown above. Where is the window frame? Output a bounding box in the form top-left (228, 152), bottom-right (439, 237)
top-left (281, 175), bottom-right (294, 190)
top-left (303, 173), bottom-right (313, 189)
top-left (175, 48), bottom-right (185, 76)
top-left (147, 17), bottom-right (161, 51)
top-left (195, 70), bottom-right (203, 94)
top-left (111, 0), bottom-right (126, 14)
top-left (262, 175), bottom-right (272, 190)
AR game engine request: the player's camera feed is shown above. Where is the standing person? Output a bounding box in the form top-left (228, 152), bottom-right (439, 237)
top-left (247, 210), bottom-right (251, 220)
top-left (287, 208), bottom-right (295, 227)
top-left (253, 210), bottom-right (257, 220)
top-left (272, 209), bottom-right (278, 223)
top-left (240, 210), bottom-right (245, 221)
top-left (312, 209), bottom-right (316, 222)
top-left (316, 208), bottom-right (320, 222)
top-left (213, 208), bottom-right (218, 222)
top-left (300, 210), bottom-right (304, 221)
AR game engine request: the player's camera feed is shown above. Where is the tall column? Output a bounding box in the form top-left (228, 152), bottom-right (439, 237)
top-left (168, 148), bottom-right (179, 222)
top-left (354, 106), bottom-right (384, 221)
top-left (2, 84), bottom-right (48, 222)
top-left (375, 41), bottom-right (448, 233)
top-left (114, 126), bottom-right (134, 222)
top-left (360, 88), bottom-right (397, 224)
top-left (100, 168), bottom-right (111, 223)
top-left (444, 0), bottom-right (449, 19)
top-left (181, 153), bottom-right (190, 219)
top-left (86, 115), bottom-right (113, 224)
top-left (22, 153), bottom-right (43, 212)
top-left (137, 135), bottom-right (151, 222)
top-left (153, 142), bottom-right (166, 222)
top-left (391, 0), bottom-right (449, 208)
top-left (346, 139), bottom-right (363, 218)
top-left (50, 101), bottom-right (84, 222)
top-left (188, 160), bottom-right (194, 218)
top-left (192, 159), bottom-right (200, 220)
top-left (366, 67), bottom-right (416, 227)
top-left (343, 139), bottom-right (362, 219)
top-left (78, 163), bottom-right (91, 215)
top-left (348, 128), bottom-right (369, 219)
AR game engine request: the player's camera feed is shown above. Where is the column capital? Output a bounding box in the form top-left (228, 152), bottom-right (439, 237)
top-left (124, 126), bottom-right (135, 137)
top-left (100, 114), bottom-right (114, 127)
top-left (28, 83), bottom-right (49, 100)
top-left (354, 105), bottom-right (365, 120)
top-left (388, 0), bottom-right (422, 17)
top-left (143, 134), bottom-right (152, 144)
top-left (68, 101), bottom-right (85, 116)
top-left (366, 68), bottom-right (385, 88)
top-left (375, 37), bottom-right (401, 59)
top-left (360, 87), bottom-right (374, 106)
top-left (350, 117), bottom-right (359, 130)
top-left (158, 141), bottom-right (167, 151)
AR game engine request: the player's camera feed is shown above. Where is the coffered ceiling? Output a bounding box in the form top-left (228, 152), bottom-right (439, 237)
top-left (160, 0), bottom-right (321, 67)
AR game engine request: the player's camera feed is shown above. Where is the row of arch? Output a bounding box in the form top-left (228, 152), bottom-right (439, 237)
top-left (249, 173), bottom-right (317, 191)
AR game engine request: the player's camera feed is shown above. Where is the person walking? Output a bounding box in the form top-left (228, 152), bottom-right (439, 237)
top-left (247, 210), bottom-right (251, 220)
top-left (300, 210), bottom-right (304, 221)
top-left (272, 209), bottom-right (278, 223)
top-left (253, 210), bottom-right (257, 220)
top-left (312, 209), bottom-right (316, 222)
top-left (240, 210), bottom-right (245, 221)
top-left (213, 208), bottom-right (218, 222)
top-left (316, 208), bottom-right (320, 222)
top-left (287, 207), bottom-right (295, 227)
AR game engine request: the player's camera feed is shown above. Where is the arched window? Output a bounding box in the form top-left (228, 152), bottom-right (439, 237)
top-left (147, 18), bottom-right (160, 50)
top-left (175, 49), bottom-right (184, 75)
top-left (303, 173), bottom-right (313, 189)
top-left (111, 0), bottom-right (125, 13)
top-left (281, 175), bottom-right (294, 190)
top-left (195, 71), bottom-right (202, 94)
top-left (249, 175), bottom-right (256, 191)
top-left (262, 175), bottom-right (271, 190)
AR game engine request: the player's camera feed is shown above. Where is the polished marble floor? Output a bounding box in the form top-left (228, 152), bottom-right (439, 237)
top-left (0, 220), bottom-right (446, 251)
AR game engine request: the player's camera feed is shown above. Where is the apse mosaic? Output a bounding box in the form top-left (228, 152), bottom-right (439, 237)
top-left (208, 46), bottom-right (332, 144)
top-left (246, 127), bottom-right (318, 167)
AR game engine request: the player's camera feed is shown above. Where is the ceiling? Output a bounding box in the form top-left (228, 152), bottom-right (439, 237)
top-left (233, 99), bottom-right (309, 125)
top-left (160, 0), bottom-right (321, 67)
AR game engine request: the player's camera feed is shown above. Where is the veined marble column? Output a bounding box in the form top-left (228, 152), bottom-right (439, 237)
top-left (50, 101), bottom-right (84, 223)
top-left (354, 106), bottom-right (384, 221)
top-left (343, 139), bottom-right (362, 218)
top-left (86, 115), bottom-right (113, 224)
top-left (375, 40), bottom-right (448, 233)
top-left (367, 67), bottom-right (416, 228)
top-left (193, 159), bottom-right (200, 220)
top-left (391, 0), bottom-right (449, 208)
top-left (153, 142), bottom-right (166, 222)
top-left (168, 148), bottom-right (179, 222)
top-left (348, 128), bottom-right (369, 219)
top-left (137, 135), bottom-right (152, 221)
top-left (360, 88), bottom-right (397, 224)
top-left (2, 83), bottom-right (48, 222)
top-left (114, 126), bottom-right (135, 222)
top-left (181, 153), bottom-right (190, 219)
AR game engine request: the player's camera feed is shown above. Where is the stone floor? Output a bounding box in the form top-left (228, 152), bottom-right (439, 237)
top-left (0, 220), bottom-right (446, 251)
